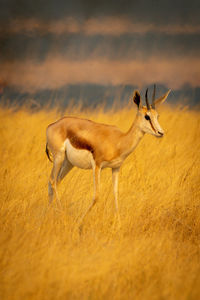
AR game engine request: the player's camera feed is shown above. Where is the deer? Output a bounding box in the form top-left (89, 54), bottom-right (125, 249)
top-left (46, 85), bottom-right (170, 224)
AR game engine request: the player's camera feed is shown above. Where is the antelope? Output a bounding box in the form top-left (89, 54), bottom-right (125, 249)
top-left (46, 85), bottom-right (170, 223)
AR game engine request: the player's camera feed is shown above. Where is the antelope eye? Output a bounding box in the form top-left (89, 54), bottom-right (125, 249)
top-left (145, 115), bottom-right (150, 120)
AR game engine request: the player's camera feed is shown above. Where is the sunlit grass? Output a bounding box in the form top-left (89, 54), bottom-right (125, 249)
top-left (0, 103), bottom-right (200, 300)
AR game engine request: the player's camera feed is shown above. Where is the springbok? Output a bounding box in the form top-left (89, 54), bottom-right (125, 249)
top-left (46, 85), bottom-right (170, 222)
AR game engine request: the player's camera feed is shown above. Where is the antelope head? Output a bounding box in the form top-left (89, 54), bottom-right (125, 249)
top-left (133, 85), bottom-right (170, 137)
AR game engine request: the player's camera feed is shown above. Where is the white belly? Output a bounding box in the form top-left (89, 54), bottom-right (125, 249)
top-left (65, 139), bottom-right (93, 169)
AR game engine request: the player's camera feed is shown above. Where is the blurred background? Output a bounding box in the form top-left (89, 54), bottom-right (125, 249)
top-left (0, 0), bottom-right (200, 108)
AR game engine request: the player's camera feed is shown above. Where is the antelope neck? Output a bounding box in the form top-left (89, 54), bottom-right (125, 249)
top-left (123, 115), bottom-right (145, 153)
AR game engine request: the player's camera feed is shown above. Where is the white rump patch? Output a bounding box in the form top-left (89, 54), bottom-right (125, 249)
top-left (65, 139), bottom-right (94, 169)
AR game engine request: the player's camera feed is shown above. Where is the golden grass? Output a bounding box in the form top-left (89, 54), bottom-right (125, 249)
top-left (0, 103), bottom-right (200, 300)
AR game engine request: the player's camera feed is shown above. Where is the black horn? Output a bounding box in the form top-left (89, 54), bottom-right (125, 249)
top-left (152, 84), bottom-right (156, 109)
top-left (145, 88), bottom-right (150, 110)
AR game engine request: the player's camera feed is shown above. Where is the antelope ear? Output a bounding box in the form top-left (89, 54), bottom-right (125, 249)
top-left (154, 90), bottom-right (171, 106)
top-left (133, 90), bottom-right (141, 108)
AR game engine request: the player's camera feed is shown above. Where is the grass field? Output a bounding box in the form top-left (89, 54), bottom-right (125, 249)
top-left (0, 102), bottom-right (200, 300)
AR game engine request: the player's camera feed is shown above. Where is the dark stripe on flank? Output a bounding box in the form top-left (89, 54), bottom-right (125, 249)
top-left (67, 130), bottom-right (94, 154)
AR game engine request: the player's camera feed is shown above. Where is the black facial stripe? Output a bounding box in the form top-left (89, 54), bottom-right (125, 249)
top-left (149, 118), bottom-right (157, 133)
top-left (144, 114), bottom-right (156, 133)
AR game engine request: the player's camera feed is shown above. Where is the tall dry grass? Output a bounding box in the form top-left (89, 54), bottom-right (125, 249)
top-left (0, 103), bottom-right (200, 300)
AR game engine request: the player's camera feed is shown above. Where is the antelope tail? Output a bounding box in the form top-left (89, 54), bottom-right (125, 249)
top-left (45, 143), bottom-right (53, 162)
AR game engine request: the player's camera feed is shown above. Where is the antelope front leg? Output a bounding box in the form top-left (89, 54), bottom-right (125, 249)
top-left (112, 167), bottom-right (120, 212)
top-left (79, 165), bottom-right (101, 230)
